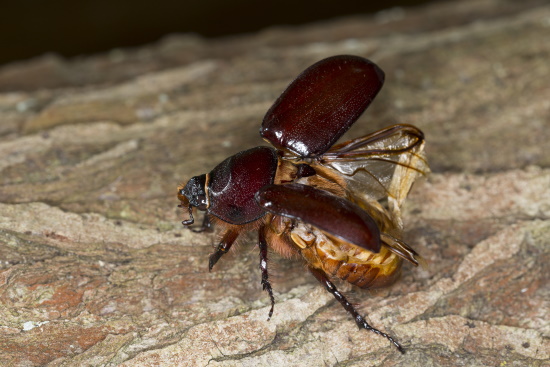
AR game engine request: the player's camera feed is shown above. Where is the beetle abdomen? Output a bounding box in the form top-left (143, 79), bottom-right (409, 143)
top-left (208, 146), bottom-right (278, 225)
top-left (319, 244), bottom-right (402, 289)
top-left (290, 222), bottom-right (402, 289)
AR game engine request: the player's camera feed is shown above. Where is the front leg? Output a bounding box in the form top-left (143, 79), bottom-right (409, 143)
top-left (189, 213), bottom-right (213, 233)
top-left (308, 267), bottom-right (405, 354)
top-left (209, 228), bottom-right (239, 271)
top-left (258, 227), bottom-right (275, 320)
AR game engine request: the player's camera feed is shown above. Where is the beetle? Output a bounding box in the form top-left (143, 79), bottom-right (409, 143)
top-left (177, 55), bottom-right (428, 353)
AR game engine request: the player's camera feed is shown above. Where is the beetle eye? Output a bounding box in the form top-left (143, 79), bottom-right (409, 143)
top-left (197, 195), bottom-right (208, 211)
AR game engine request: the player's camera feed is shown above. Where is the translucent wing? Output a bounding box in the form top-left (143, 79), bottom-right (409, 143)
top-left (317, 124), bottom-right (429, 226)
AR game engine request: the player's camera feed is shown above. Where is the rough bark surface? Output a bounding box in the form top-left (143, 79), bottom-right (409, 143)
top-left (1, 0), bottom-right (549, 366)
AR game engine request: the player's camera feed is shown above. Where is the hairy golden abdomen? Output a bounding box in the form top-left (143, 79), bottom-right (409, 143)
top-left (315, 244), bottom-right (402, 288)
top-left (290, 223), bottom-right (403, 289)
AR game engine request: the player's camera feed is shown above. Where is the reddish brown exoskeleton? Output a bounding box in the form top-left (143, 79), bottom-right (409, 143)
top-left (177, 55), bottom-right (428, 353)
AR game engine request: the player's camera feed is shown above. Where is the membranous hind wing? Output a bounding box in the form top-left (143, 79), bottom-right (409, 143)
top-left (318, 124), bottom-right (429, 228)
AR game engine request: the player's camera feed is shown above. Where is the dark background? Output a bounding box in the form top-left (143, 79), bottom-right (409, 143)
top-left (0, 0), bottom-right (435, 66)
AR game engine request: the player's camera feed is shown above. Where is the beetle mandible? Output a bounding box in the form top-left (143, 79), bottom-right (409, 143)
top-left (177, 55), bottom-right (428, 353)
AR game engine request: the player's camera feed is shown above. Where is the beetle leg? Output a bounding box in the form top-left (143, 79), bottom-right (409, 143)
top-left (258, 226), bottom-right (275, 320)
top-left (308, 267), bottom-right (405, 354)
top-left (189, 213), bottom-right (212, 233)
top-left (209, 228), bottom-right (239, 271)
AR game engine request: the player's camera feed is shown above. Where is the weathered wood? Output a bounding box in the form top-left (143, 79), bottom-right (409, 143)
top-left (0, 0), bottom-right (549, 365)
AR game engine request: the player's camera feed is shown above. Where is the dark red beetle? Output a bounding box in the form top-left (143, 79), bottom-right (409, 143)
top-left (177, 55), bottom-right (428, 353)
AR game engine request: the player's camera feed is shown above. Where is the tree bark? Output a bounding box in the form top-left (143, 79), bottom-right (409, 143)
top-left (0, 0), bottom-right (549, 365)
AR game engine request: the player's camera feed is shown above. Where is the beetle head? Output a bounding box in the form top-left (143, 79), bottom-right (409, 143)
top-left (177, 174), bottom-right (208, 226)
